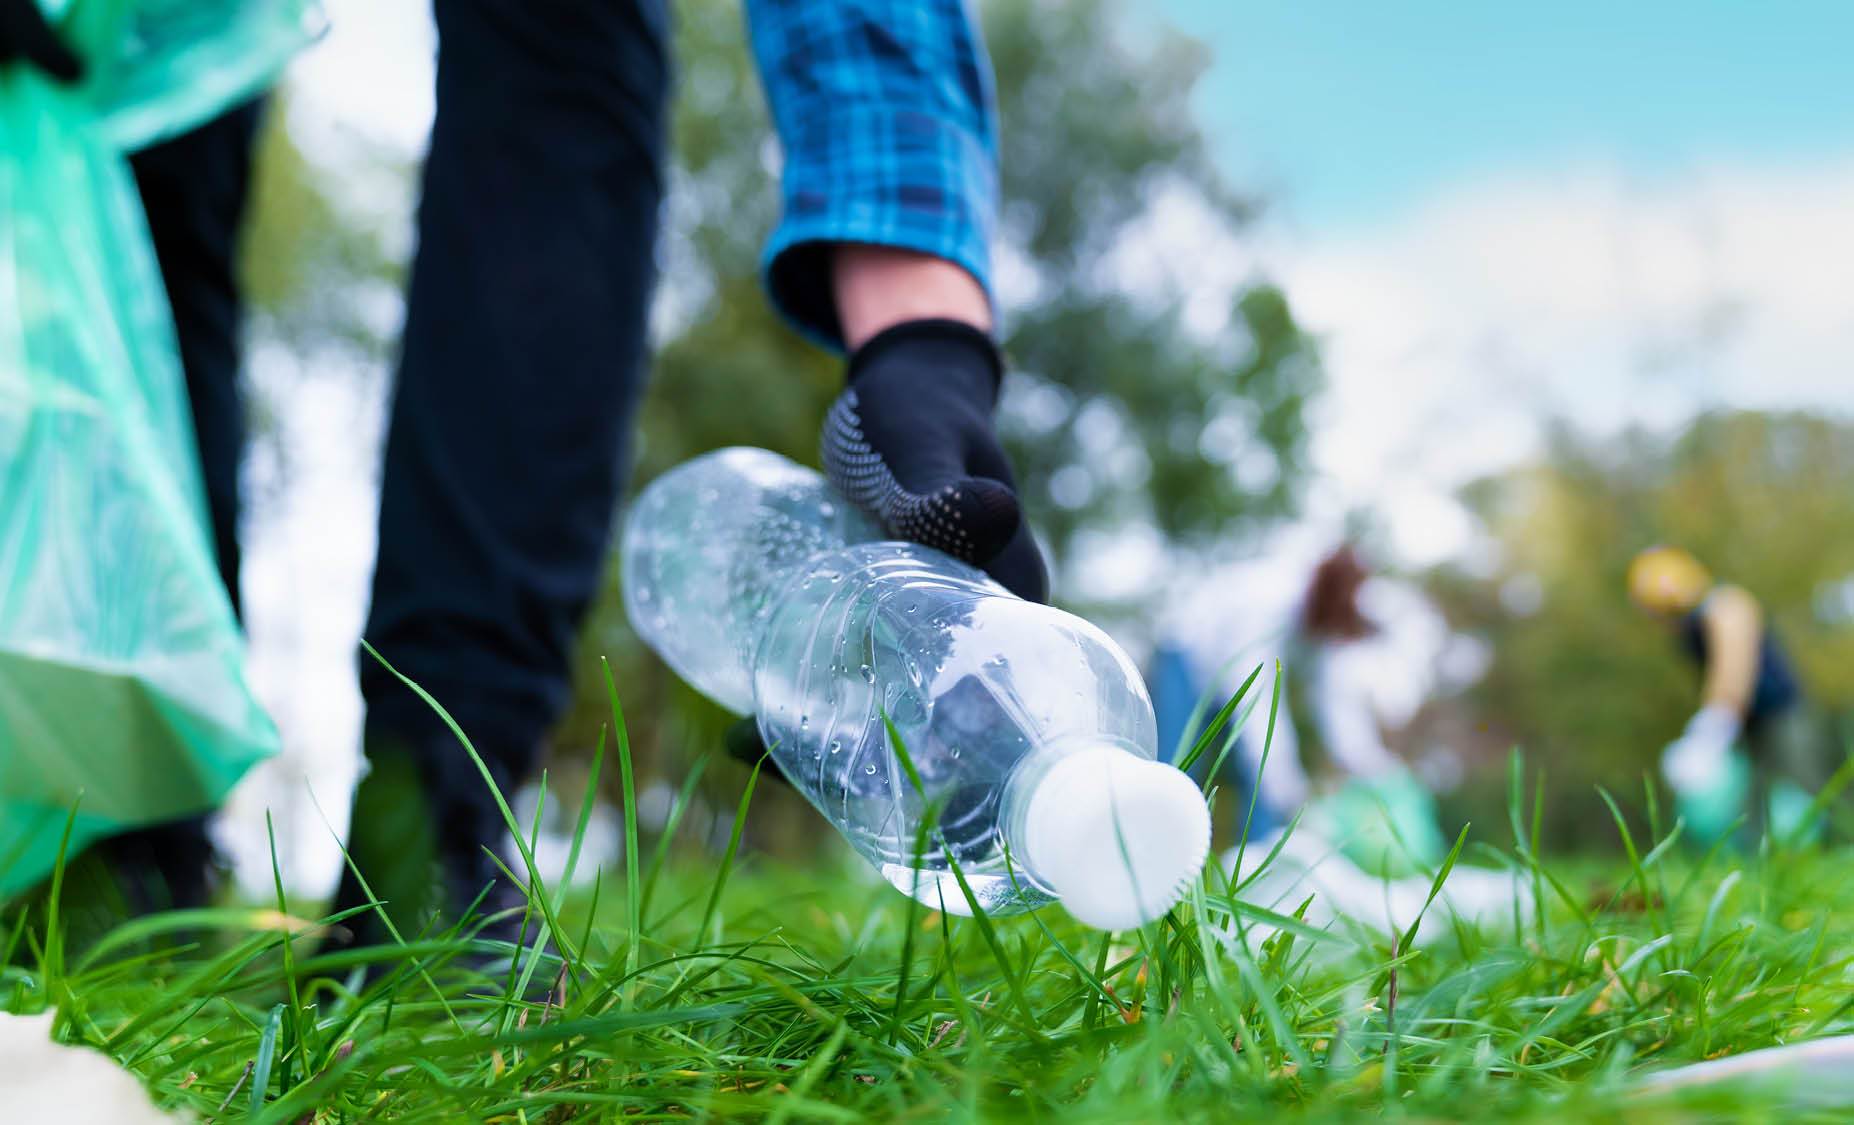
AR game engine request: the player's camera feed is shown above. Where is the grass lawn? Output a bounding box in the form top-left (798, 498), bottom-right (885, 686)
top-left (7, 670), bottom-right (1853, 1121)
top-left (7, 753), bottom-right (1854, 1123)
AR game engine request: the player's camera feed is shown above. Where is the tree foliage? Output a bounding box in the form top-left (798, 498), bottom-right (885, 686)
top-left (1428, 410), bottom-right (1854, 844)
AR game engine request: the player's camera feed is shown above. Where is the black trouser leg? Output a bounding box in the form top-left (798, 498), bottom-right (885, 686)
top-left (358, 0), bottom-right (668, 830)
top-left (107, 100), bottom-right (266, 910)
top-left (130, 98), bottom-right (266, 620)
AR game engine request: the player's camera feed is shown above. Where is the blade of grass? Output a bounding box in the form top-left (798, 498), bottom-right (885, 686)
top-left (1597, 786), bottom-right (1668, 939)
top-left (884, 712), bottom-right (1040, 1034)
top-left (354, 648), bottom-right (571, 956)
top-left (940, 846), bottom-right (1039, 1033)
top-left (554, 724), bottom-right (607, 913)
top-left (888, 795), bottom-right (945, 1044)
top-left (1778, 752), bottom-right (1854, 849)
top-left (1231, 665), bottom-right (1284, 883)
top-left (602, 657), bottom-right (644, 1007)
top-left (641, 752), bottom-right (711, 922)
top-left (361, 642), bottom-right (580, 967)
top-left (881, 710), bottom-right (926, 797)
top-left (766, 1018), bottom-right (850, 1125)
top-left (301, 784), bottom-right (462, 1030)
top-left (1395, 823), bottom-right (1471, 958)
top-left (1001, 842), bottom-right (1120, 1012)
top-left (1176, 662), bottom-right (1264, 775)
top-left (264, 814), bottom-right (313, 1087)
top-left (1199, 693), bottom-right (1259, 795)
top-left (697, 753), bottom-right (764, 944)
top-left (250, 1002), bottom-right (284, 1115)
top-left (39, 799), bottom-right (82, 991)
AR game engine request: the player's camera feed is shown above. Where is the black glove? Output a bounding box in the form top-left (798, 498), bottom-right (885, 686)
top-left (727, 319), bottom-right (1049, 780)
top-left (0, 0), bottom-right (83, 83)
top-left (822, 318), bottom-right (1048, 603)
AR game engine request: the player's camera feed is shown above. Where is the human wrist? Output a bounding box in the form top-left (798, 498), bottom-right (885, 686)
top-left (846, 318), bottom-right (1001, 412)
top-left (832, 244), bottom-right (993, 351)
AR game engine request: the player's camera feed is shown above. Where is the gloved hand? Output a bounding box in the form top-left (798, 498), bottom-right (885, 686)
top-left (728, 319), bottom-right (1049, 780)
top-left (1661, 704), bottom-right (1741, 793)
top-left (822, 318), bottom-right (1048, 603)
top-left (0, 0), bottom-right (83, 83)
top-left (1661, 703), bottom-right (1748, 843)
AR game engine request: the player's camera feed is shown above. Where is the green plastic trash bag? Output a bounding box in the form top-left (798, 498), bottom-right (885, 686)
top-left (1767, 778), bottom-right (1820, 846)
top-left (1669, 746), bottom-right (1751, 848)
top-left (0, 0), bottom-right (320, 898)
top-left (1304, 768), bottom-right (1447, 879)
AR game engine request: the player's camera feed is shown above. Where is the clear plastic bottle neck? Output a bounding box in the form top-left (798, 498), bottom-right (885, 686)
top-left (998, 736), bottom-right (1210, 931)
top-left (996, 735), bottom-right (1151, 892)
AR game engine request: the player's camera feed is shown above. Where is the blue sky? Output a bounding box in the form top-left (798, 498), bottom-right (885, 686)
top-left (1120, 1), bottom-right (1852, 569)
top-left (1160, 0), bottom-right (1854, 230)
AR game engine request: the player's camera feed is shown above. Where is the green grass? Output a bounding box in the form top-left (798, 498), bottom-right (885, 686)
top-left (5, 664), bottom-right (1854, 1120)
top-left (8, 785), bottom-right (1854, 1120)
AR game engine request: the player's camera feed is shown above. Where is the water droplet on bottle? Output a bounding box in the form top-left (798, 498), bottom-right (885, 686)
top-left (829, 739), bottom-right (842, 754)
top-left (800, 715), bottom-right (810, 731)
top-left (859, 664), bottom-right (875, 683)
top-left (864, 764), bottom-right (878, 775)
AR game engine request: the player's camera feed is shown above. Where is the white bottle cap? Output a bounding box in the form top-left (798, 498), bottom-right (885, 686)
top-left (1020, 747), bottom-right (1212, 931)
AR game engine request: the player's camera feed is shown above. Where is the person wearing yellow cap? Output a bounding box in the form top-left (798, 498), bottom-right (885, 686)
top-left (1628, 547), bottom-right (1818, 842)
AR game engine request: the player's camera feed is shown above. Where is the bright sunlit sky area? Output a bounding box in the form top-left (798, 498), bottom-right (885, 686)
top-left (1154, 0), bottom-right (1853, 566)
top-left (1168, 0), bottom-right (1854, 230)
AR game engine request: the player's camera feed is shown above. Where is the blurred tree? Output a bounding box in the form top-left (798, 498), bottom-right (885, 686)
top-left (236, 96), bottom-right (404, 509)
top-left (1427, 411), bottom-right (1854, 846)
top-left (983, 0), bottom-right (1317, 581)
top-left (239, 96), bottom-right (405, 360)
top-left (556, 0), bottom-right (1323, 848)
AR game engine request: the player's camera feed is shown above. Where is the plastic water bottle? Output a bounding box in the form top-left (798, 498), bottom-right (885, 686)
top-left (622, 448), bottom-right (1210, 930)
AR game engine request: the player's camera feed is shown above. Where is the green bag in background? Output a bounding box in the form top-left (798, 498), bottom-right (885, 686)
top-left (0, 0), bottom-right (320, 898)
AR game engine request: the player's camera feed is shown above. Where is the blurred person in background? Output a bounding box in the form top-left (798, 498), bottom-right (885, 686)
top-left (7, 0), bottom-right (1047, 946)
top-left (1154, 544), bottom-right (1449, 876)
top-left (1628, 546), bottom-right (1832, 844)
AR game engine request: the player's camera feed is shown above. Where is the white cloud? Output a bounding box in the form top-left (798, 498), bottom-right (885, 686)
top-left (1250, 158), bottom-right (1854, 564)
top-left (1091, 178), bottom-right (1266, 338)
top-left (288, 0), bottom-right (436, 154)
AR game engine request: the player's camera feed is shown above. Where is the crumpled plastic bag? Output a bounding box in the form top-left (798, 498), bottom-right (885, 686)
top-left (0, 0), bottom-right (320, 898)
top-left (0, 1010), bottom-right (178, 1123)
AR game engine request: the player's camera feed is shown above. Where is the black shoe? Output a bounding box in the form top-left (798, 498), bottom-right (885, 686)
top-left (324, 737), bottom-right (544, 980)
top-left (104, 814), bottom-right (222, 914)
top-left (4, 815), bottom-right (223, 963)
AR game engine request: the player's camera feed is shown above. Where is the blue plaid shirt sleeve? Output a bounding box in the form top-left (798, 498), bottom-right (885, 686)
top-left (746, 0), bottom-right (999, 351)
